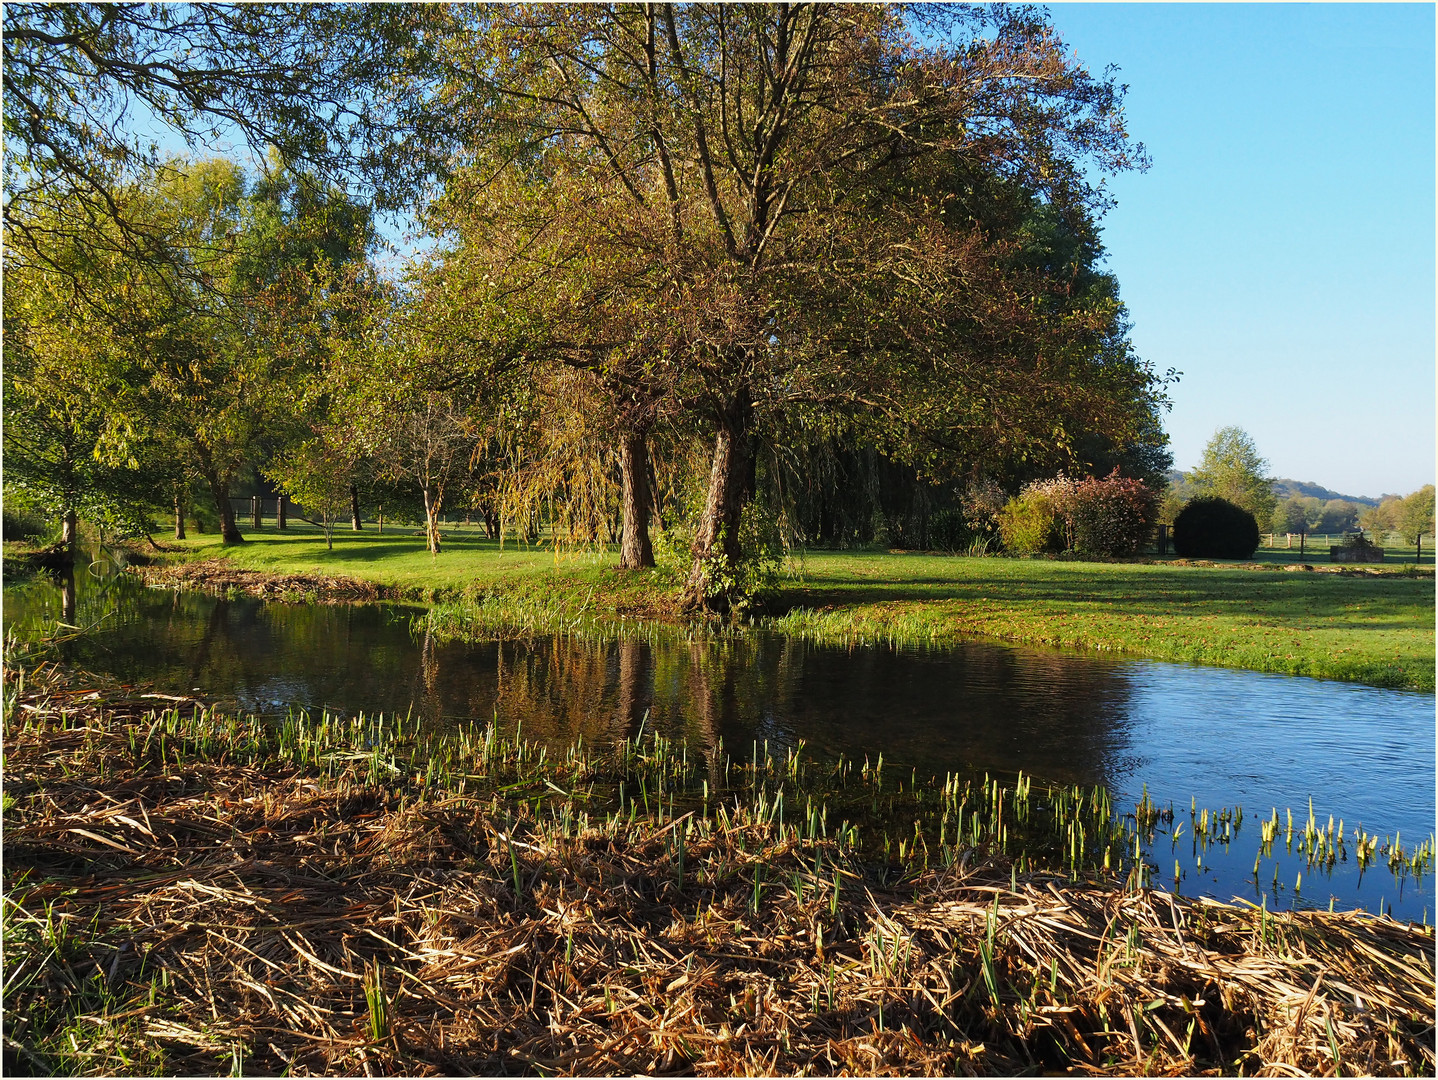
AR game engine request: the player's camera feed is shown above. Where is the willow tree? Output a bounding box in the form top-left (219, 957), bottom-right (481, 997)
top-left (415, 4), bottom-right (1152, 609)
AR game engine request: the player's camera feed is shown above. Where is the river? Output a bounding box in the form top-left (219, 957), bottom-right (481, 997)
top-left (5, 560), bottom-right (1433, 921)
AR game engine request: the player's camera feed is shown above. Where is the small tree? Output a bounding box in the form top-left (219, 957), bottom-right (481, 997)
top-left (372, 392), bottom-right (479, 555)
top-left (1188, 427), bottom-right (1276, 524)
top-left (1359, 497), bottom-right (1402, 542)
top-left (266, 429), bottom-right (358, 550)
top-left (1397, 485), bottom-right (1435, 546)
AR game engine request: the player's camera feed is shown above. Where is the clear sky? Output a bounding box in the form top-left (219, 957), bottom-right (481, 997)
top-left (1045, 2), bottom-right (1435, 499)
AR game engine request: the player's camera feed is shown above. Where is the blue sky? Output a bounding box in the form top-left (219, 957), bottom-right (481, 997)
top-left (1045, 3), bottom-right (1435, 498)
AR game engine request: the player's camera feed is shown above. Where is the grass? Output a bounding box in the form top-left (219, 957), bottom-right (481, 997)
top-left (4, 655), bottom-right (1434, 1076)
top-left (772, 550), bottom-right (1436, 691)
top-left (146, 522), bottom-right (662, 598)
top-left (133, 522), bottom-right (1435, 691)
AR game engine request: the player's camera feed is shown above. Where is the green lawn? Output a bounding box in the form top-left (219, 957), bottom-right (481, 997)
top-left (147, 522), bottom-right (1435, 690)
top-left (162, 521), bottom-right (643, 593)
top-left (774, 550), bottom-right (1435, 690)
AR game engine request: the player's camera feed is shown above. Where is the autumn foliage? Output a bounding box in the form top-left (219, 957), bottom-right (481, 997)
top-left (999, 471), bottom-right (1159, 558)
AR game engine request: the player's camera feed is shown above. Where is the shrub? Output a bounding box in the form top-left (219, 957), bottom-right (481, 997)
top-left (1173, 496), bottom-right (1260, 559)
top-left (998, 483), bottom-right (1067, 554)
top-left (959, 478), bottom-right (1008, 538)
top-left (1000, 472), bottom-right (1158, 557)
top-left (1068, 473), bottom-right (1159, 557)
top-left (928, 508), bottom-right (970, 552)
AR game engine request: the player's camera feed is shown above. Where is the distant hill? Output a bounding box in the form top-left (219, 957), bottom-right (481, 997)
top-left (1269, 480), bottom-right (1378, 507)
top-left (1165, 471), bottom-right (1378, 507)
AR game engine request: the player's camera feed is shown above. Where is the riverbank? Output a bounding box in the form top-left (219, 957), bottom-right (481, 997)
top-left (771, 551), bottom-right (1435, 691)
top-left (118, 525), bottom-right (1435, 690)
top-left (4, 659), bottom-right (1432, 1076)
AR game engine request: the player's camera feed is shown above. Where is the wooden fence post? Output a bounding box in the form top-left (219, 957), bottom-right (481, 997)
top-left (252, 495), bottom-right (261, 529)
top-left (277, 495), bottom-right (287, 530)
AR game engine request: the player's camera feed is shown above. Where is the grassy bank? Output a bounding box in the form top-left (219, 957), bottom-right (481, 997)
top-left (128, 523), bottom-right (1435, 690)
top-left (3, 658), bottom-right (1433, 1076)
top-left (773, 551), bottom-right (1436, 691)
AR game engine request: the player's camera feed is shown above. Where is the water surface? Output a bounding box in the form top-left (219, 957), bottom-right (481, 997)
top-left (5, 562), bottom-right (1433, 920)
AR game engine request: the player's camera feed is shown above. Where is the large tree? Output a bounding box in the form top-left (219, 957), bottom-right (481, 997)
top-left (418, 3), bottom-right (1154, 609)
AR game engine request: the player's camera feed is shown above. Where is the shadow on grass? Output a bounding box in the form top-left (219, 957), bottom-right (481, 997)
top-left (777, 565), bottom-right (1435, 627)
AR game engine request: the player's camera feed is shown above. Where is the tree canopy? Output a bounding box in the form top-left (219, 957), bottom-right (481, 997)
top-left (2, 2), bottom-right (420, 279)
top-left (1188, 426), bottom-right (1276, 525)
top-left (415, 3), bottom-right (1159, 607)
top-left (5, 3), bottom-right (1179, 598)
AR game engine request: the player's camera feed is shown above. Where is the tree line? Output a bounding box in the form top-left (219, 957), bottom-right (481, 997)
top-left (4, 3), bottom-right (1176, 610)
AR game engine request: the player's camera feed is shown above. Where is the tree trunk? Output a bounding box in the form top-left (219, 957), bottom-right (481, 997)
top-left (202, 468), bottom-right (243, 544)
top-left (173, 492), bottom-right (186, 540)
top-left (350, 484), bottom-right (363, 531)
top-left (422, 487), bottom-right (442, 554)
top-left (619, 429), bottom-right (656, 569)
top-left (479, 504), bottom-right (499, 539)
top-left (684, 396), bottom-right (752, 612)
top-left (61, 509), bottom-right (79, 562)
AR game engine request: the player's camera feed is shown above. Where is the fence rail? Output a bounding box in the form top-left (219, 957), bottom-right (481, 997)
top-left (227, 496), bottom-right (302, 528)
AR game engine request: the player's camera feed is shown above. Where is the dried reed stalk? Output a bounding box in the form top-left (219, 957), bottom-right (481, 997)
top-left (4, 660), bottom-right (1432, 1076)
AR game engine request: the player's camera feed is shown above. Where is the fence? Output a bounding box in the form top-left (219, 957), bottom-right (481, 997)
top-left (228, 496), bottom-right (304, 528)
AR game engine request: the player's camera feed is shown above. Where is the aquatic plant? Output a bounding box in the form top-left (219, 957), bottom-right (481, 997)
top-left (3, 657), bottom-right (1433, 1075)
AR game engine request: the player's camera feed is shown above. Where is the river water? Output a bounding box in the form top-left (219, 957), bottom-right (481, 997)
top-left (5, 562), bottom-right (1434, 920)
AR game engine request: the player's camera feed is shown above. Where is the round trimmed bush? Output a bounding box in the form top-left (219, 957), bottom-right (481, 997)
top-left (1172, 496), bottom-right (1260, 559)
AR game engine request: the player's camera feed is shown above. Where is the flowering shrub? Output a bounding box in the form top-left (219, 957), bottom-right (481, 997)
top-left (999, 471), bottom-right (1158, 558)
top-left (1067, 472), bottom-right (1160, 557)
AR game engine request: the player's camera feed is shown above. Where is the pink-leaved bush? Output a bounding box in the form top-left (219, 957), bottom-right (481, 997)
top-left (999, 470), bottom-right (1158, 557)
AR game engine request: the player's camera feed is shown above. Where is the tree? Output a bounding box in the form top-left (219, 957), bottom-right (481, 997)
top-left (1359, 496), bottom-right (1401, 540)
top-left (420, 4), bottom-right (1152, 610)
top-left (3, 154), bottom-right (377, 545)
top-left (1270, 495), bottom-right (1321, 535)
top-left (1397, 485), bottom-right (1435, 545)
top-left (2, 192), bottom-right (190, 553)
top-left (1188, 426), bottom-right (1276, 525)
top-left (1315, 499), bottom-right (1360, 535)
top-left (265, 426), bottom-right (360, 551)
top-left (371, 390), bottom-right (481, 556)
top-left (3, 3), bottom-right (420, 279)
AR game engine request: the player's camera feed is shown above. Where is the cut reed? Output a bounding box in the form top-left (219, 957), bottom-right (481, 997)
top-left (3, 657), bottom-right (1432, 1076)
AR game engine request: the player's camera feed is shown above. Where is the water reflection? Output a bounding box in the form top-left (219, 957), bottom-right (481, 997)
top-left (4, 559), bottom-right (1433, 919)
top-left (5, 567), bottom-right (1140, 787)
